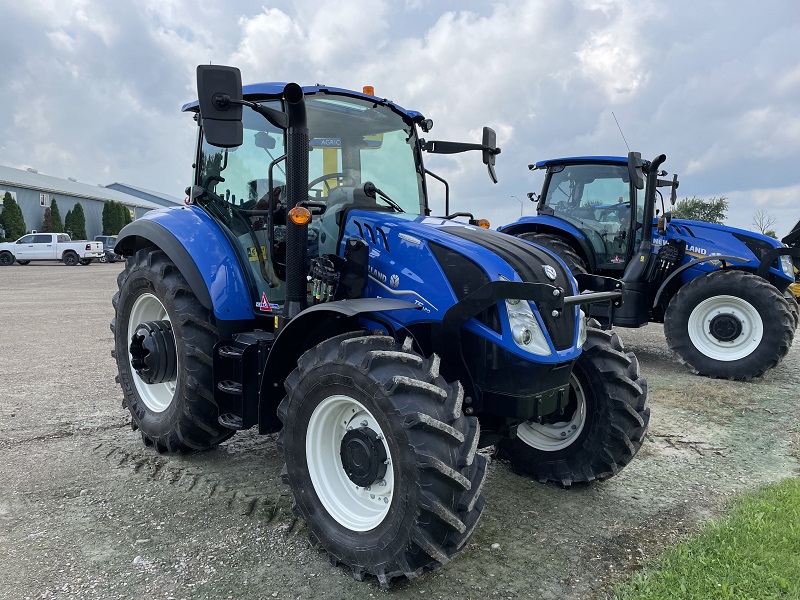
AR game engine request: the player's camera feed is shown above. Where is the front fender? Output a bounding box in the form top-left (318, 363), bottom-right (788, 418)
top-left (258, 299), bottom-right (420, 433)
top-left (115, 206), bottom-right (254, 321)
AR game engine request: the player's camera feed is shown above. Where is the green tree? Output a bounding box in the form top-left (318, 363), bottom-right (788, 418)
top-left (123, 205), bottom-right (132, 227)
top-left (672, 196), bottom-right (728, 224)
top-left (0, 192), bottom-right (27, 240)
top-left (64, 209), bottom-right (74, 236)
top-left (102, 201), bottom-right (114, 235)
top-left (71, 202), bottom-right (87, 239)
top-left (50, 198), bottom-right (64, 232)
top-left (102, 200), bottom-right (129, 235)
top-left (42, 207), bottom-right (53, 232)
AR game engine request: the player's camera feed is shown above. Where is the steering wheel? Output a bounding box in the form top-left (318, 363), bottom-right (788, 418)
top-left (308, 172), bottom-right (348, 197)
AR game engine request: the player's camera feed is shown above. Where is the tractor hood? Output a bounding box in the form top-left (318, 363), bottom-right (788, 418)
top-left (334, 210), bottom-right (581, 358)
top-left (663, 218), bottom-right (784, 265)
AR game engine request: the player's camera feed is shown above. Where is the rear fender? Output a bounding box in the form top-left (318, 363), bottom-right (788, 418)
top-left (115, 206), bottom-right (254, 321)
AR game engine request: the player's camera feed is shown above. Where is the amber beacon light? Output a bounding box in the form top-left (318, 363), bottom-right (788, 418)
top-left (363, 85), bottom-right (375, 96)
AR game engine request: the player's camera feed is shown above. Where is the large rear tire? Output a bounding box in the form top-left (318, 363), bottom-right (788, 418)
top-left (0, 252), bottom-right (13, 266)
top-left (498, 325), bottom-right (649, 486)
top-left (111, 247), bottom-right (234, 452)
top-left (517, 232), bottom-right (588, 275)
top-left (664, 270), bottom-right (794, 380)
top-left (278, 333), bottom-right (487, 585)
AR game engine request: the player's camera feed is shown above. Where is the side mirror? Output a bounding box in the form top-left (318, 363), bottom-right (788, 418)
top-left (196, 65), bottom-right (244, 148)
top-left (670, 173), bottom-right (678, 206)
top-left (482, 127), bottom-right (499, 184)
top-left (627, 151), bottom-right (644, 190)
top-left (658, 212), bottom-right (672, 235)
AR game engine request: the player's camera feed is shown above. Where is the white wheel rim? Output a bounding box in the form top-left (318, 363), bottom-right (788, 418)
top-left (687, 295), bottom-right (763, 361)
top-left (127, 293), bottom-right (177, 413)
top-left (306, 395), bottom-right (393, 531)
top-left (517, 374), bottom-right (586, 451)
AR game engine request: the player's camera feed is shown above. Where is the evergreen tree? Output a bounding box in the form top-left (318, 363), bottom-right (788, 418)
top-left (0, 192), bottom-right (26, 240)
top-left (64, 209), bottom-right (74, 236)
top-left (71, 203), bottom-right (87, 240)
top-left (122, 204), bottom-right (132, 227)
top-left (42, 207), bottom-right (53, 232)
top-left (102, 201), bottom-right (114, 235)
top-left (50, 198), bottom-right (64, 232)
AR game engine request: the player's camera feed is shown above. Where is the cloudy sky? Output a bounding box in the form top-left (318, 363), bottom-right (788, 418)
top-left (1, 0), bottom-right (799, 236)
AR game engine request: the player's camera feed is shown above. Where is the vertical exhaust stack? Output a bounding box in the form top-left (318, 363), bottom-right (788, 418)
top-left (283, 83), bottom-right (309, 320)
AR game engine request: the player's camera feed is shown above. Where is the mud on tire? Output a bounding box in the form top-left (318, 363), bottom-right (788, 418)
top-left (111, 247), bottom-right (234, 452)
top-left (664, 270), bottom-right (794, 380)
top-left (277, 332), bottom-right (487, 586)
top-left (498, 325), bottom-right (649, 486)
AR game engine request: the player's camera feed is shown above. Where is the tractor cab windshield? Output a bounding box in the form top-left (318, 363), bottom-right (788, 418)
top-left (540, 162), bottom-right (643, 270)
top-left (195, 92), bottom-right (425, 313)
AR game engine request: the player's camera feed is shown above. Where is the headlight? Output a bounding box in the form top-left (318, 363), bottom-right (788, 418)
top-left (779, 255), bottom-right (794, 277)
top-left (505, 298), bottom-right (552, 356)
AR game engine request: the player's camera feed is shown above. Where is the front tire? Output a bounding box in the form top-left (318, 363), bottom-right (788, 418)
top-left (664, 270), bottom-right (794, 380)
top-left (278, 333), bottom-right (487, 585)
top-left (498, 325), bottom-right (649, 486)
top-left (111, 247), bottom-right (234, 452)
top-left (0, 252), bottom-right (15, 266)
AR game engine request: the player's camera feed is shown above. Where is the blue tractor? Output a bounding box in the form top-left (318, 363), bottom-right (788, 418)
top-left (499, 153), bottom-right (800, 380)
top-left (111, 66), bottom-right (649, 584)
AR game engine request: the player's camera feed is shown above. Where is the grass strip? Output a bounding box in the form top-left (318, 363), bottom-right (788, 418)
top-left (614, 477), bottom-right (800, 599)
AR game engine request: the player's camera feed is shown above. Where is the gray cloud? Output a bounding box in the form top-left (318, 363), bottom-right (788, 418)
top-left (1, 0), bottom-right (798, 236)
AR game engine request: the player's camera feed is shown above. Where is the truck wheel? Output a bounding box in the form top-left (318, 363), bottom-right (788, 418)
top-left (62, 251), bottom-right (79, 266)
top-left (784, 290), bottom-right (799, 330)
top-left (517, 233), bottom-right (587, 275)
top-left (99, 254), bottom-right (107, 263)
top-left (0, 252), bottom-right (14, 266)
top-left (277, 333), bottom-right (487, 585)
top-left (16, 260), bottom-right (30, 266)
top-left (498, 325), bottom-right (648, 486)
top-left (79, 258), bottom-right (93, 265)
top-left (665, 270), bottom-right (794, 379)
top-left (111, 247), bottom-right (234, 452)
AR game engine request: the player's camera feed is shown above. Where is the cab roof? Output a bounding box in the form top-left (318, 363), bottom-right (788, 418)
top-left (181, 82), bottom-right (423, 121)
top-left (531, 156), bottom-right (627, 170)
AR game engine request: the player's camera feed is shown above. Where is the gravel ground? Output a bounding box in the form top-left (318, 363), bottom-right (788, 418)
top-left (1, 262), bottom-right (798, 600)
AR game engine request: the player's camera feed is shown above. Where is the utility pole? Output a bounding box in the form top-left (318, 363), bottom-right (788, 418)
top-left (510, 195), bottom-right (523, 218)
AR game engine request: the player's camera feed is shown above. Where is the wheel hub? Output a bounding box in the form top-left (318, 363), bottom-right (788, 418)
top-left (340, 426), bottom-right (388, 487)
top-left (708, 313), bottom-right (743, 342)
top-left (129, 320), bottom-right (177, 384)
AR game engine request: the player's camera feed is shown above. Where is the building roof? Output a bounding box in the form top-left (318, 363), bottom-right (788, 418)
top-left (0, 165), bottom-right (163, 210)
top-left (105, 182), bottom-right (183, 207)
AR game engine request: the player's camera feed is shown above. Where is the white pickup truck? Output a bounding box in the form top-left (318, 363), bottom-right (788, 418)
top-left (0, 233), bottom-right (104, 266)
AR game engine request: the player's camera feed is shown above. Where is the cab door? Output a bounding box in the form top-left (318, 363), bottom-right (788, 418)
top-left (13, 235), bottom-right (37, 260)
top-left (34, 234), bottom-right (55, 258)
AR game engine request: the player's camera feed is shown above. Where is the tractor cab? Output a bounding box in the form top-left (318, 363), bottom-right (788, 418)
top-left (534, 157), bottom-right (645, 272)
top-left (183, 83), bottom-right (498, 317)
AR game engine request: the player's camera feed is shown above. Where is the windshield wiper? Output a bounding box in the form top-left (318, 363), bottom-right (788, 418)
top-left (363, 181), bottom-right (404, 212)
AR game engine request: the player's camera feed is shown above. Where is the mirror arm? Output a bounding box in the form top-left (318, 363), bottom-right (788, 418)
top-left (213, 93), bottom-right (290, 130)
top-left (421, 140), bottom-right (499, 156)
